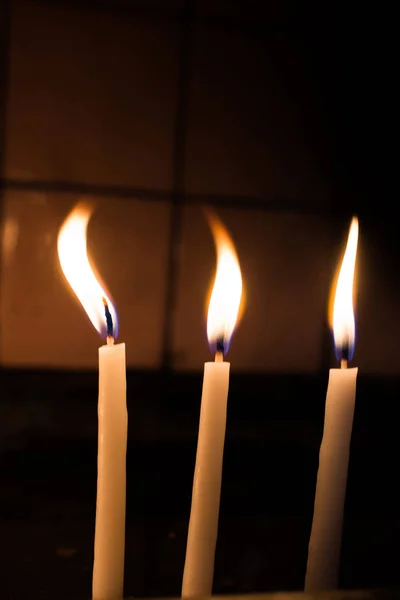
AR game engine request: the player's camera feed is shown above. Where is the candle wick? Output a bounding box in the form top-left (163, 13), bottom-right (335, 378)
top-left (102, 297), bottom-right (114, 340)
top-left (215, 351), bottom-right (224, 363)
top-left (215, 335), bottom-right (225, 363)
top-left (107, 336), bottom-right (115, 346)
top-left (340, 336), bottom-right (349, 369)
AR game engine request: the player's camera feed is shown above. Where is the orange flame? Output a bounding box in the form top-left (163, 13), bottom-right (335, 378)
top-left (329, 217), bottom-right (359, 360)
top-left (57, 203), bottom-right (118, 340)
top-left (206, 212), bottom-right (243, 355)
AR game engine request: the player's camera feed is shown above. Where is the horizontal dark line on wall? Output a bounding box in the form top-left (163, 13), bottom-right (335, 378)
top-left (0, 177), bottom-right (350, 217)
top-left (1, 177), bottom-right (175, 202)
top-left (27, 0), bottom-right (306, 35)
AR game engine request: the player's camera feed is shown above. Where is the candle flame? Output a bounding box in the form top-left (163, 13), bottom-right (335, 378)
top-left (206, 212), bottom-right (243, 356)
top-left (57, 203), bottom-right (118, 340)
top-left (330, 217), bottom-right (359, 362)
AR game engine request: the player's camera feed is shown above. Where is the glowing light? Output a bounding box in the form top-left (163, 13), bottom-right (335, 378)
top-left (206, 213), bottom-right (243, 356)
top-left (57, 203), bottom-right (118, 340)
top-left (332, 217), bottom-right (359, 361)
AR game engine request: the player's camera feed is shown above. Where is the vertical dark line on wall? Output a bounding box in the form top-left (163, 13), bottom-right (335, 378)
top-left (0, 0), bottom-right (11, 367)
top-left (161, 0), bottom-right (194, 370)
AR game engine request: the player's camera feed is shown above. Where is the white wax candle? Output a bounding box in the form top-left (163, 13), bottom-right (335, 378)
top-left (305, 367), bottom-right (358, 591)
top-left (93, 340), bottom-right (128, 600)
top-left (57, 203), bottom-right (128, 600)
top-left (182, 358), bottom-right (230, 597)
top-left (181, 210), bottom-right (242, 597)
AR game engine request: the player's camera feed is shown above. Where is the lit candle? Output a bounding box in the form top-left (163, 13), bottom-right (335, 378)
top-left (182, 213), bottom-right (243, 598)
top-left (57, 203), bottom-right (127, 600)
top-left (305, 217), bottom-right (359, 591)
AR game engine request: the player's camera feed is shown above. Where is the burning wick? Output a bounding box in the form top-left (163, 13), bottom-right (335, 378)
top-left (340, 334), bottom-right (350, 369)
top-left (102, 297), bottom-right (114, 346)
top-left (305, 216), bottom-right (359, 592)
top-left (215, 336), bottom-right (225, 363)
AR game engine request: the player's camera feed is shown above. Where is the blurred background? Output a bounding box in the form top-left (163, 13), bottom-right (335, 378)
top-left (0, 1), bottom-right (398, 598)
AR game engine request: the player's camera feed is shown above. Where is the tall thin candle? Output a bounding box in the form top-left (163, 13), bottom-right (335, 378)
top-left (305, 217), bottom-right (359, 591)
top-left (58, 204), bottom-right (127, 600)
top-left (182, 214), bottom-right (243, 597)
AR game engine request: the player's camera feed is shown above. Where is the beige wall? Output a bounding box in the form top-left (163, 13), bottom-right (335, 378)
top-left (173, 207), bottom-right (332, 372)
top-left (1, 1), bottom-right (395, 373)
top-left (184, 26), bottom-right (329, 204)
top-left (5, 0), bottom-right (180, 189)
top-left (5, 0), bottom-right (328, 202)
top-left (0, 192), bottom-right (171, 368)
top-left (1, 194), bottom-right (398, 374)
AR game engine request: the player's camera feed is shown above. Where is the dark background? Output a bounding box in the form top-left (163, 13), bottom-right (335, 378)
top-left (0, 1), bottom-right (399, 599)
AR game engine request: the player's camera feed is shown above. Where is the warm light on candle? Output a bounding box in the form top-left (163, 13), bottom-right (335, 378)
top-left (57, 202), bottom-right (118, 340)
top-left (58, 202), bottom-right (127, 600)
top-left (206, 214), bottom-right (243, 356)
top-left (182, 212), bottom-right (243, 597)
top-left (331, 217), bottom-right (359, 365)
top-left (305, 216), bottom-right (360, 592)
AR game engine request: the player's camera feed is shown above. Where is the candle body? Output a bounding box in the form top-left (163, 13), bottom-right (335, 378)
top-left (182, 361), bottom-right (230, 597)
top-left (305, 367), bottom-right (358, 591)
top-left (93, 343), bottom-right (128, 600)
